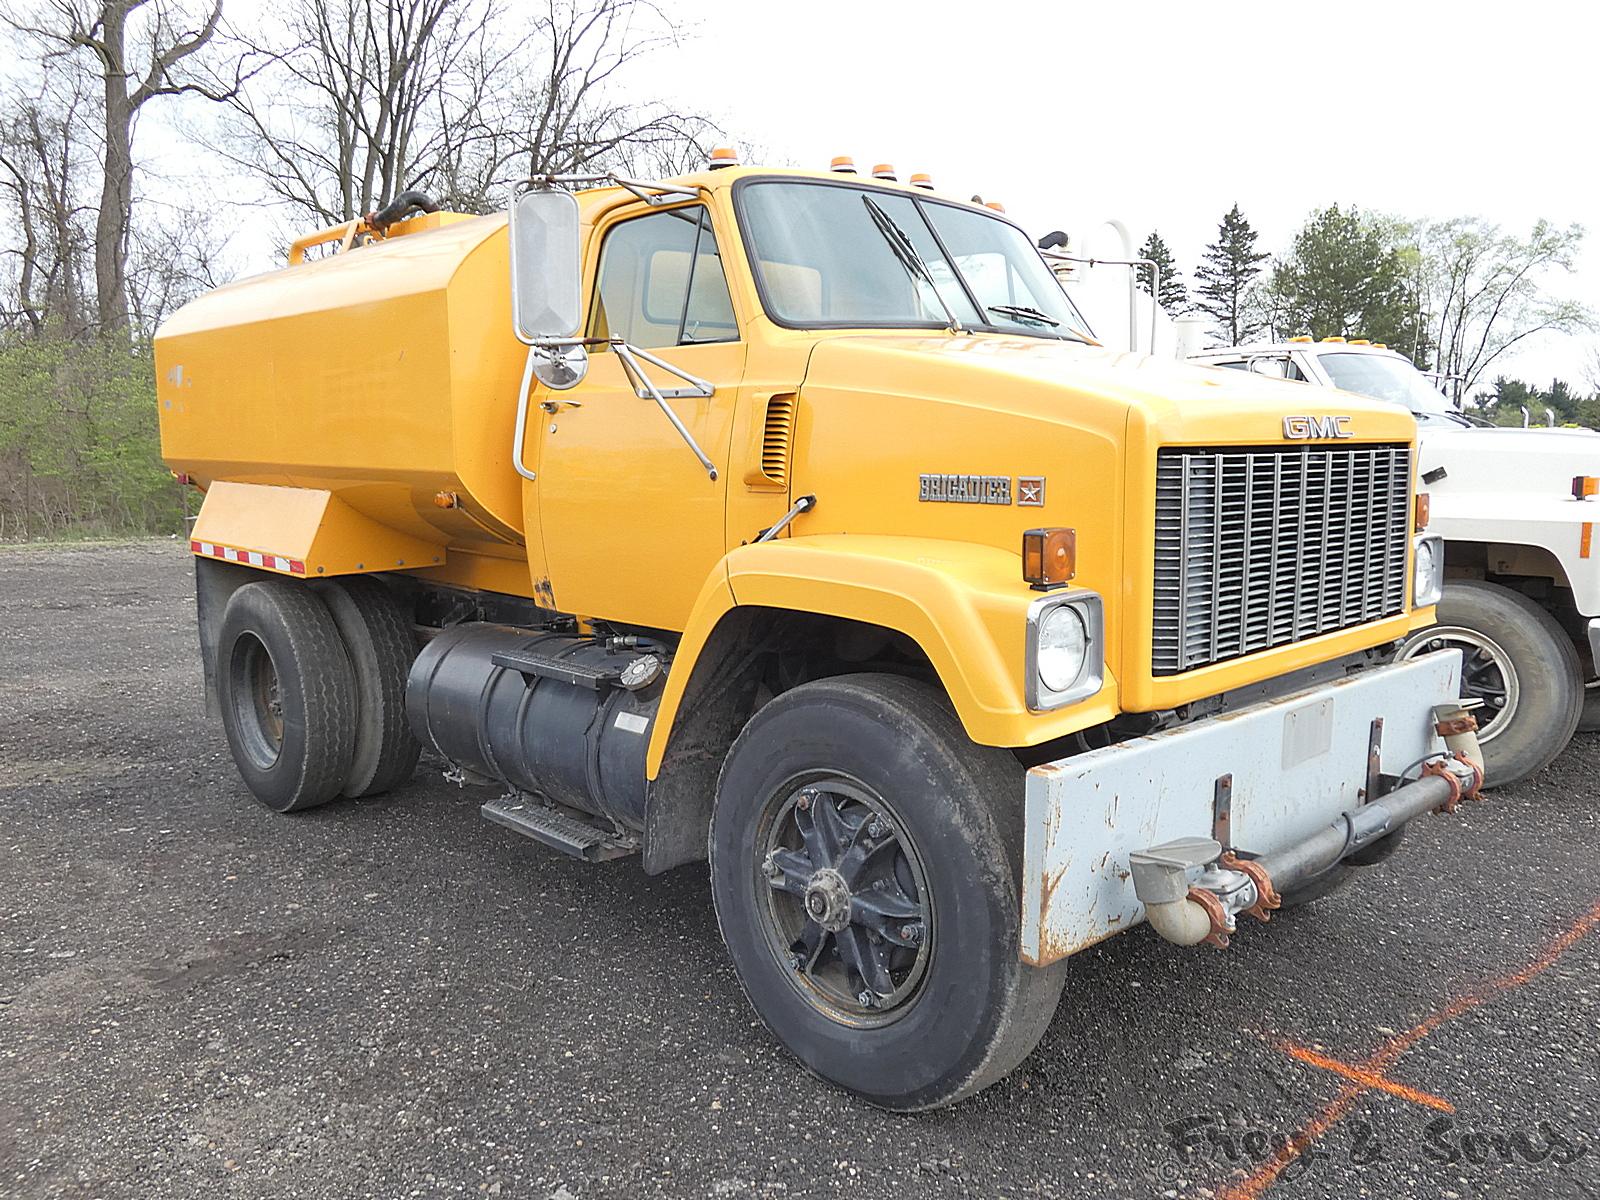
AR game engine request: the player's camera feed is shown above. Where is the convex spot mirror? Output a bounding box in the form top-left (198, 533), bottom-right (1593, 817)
top-left (509, 188), bottom-right (584, 343)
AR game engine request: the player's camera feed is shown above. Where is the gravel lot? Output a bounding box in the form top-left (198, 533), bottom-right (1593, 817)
top-left (3, 540), bottom-right (1599, 1200)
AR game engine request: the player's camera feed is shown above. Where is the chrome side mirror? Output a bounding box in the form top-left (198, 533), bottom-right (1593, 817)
top-left (1249, 357), bottom-right (1289, 379)
top-left (530, 342), bottom-right (588, 391)
top-left (509, 187), bottom-right (583, 343)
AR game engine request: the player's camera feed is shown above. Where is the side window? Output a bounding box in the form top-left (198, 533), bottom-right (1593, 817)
top-left (590, 207), bottom-right (738, 349)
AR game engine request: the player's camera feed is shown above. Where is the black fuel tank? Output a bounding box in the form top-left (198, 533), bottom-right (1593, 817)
top-left (405, 624), bottom-right (664, 830)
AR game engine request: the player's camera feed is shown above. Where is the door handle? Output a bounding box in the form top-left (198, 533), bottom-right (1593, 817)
top-left (540, 399), bottom-right (584, 413)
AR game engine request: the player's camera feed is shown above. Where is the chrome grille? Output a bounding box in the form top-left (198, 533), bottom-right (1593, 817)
top-left (1153, 444), bottom-right (1412, 675)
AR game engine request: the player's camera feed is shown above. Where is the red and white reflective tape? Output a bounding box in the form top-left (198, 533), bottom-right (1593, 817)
top-left (190, 539), bottom-right (306, 576)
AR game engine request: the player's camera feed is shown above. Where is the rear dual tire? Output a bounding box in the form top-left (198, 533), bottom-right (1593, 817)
top-left (216, 578), bottom-right (419, 812)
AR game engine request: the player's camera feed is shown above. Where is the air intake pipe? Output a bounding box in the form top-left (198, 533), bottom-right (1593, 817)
top-left (367, 190), bottom-right (441, 233)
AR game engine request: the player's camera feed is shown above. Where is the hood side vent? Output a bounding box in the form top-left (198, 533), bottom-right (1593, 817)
top-left (748, 393), bottom-right (797, 490)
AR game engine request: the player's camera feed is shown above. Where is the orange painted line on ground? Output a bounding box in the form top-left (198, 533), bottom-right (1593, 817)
top-left (1280, 1043), bottom-right (1454, 1113)
top-left (1219, 896), bottom-right (1600, 1200)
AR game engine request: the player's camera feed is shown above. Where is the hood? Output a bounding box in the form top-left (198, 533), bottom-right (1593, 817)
top-left (801, 332), bottom-right (1419, 448)
top-left (1421, 425), bottom-right (1600, 497)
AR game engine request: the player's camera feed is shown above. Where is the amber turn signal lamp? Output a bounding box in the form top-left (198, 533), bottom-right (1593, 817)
top-left (1414, 492), bottom-right (1430, 530)
top-left (1023, 528), bottom-right (1076, 589)
top-left (433, 490), bottom-right (459, 509)
top-left (1573, 476), bottom-right (1598, 501)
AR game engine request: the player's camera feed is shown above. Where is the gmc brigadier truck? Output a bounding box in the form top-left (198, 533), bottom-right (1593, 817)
top-left (155, 154), bottom-right (1483, 1110)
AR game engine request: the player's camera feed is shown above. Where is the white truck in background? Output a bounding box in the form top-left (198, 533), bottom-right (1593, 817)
top-left (1188, 338), bottom-right (1600, 786)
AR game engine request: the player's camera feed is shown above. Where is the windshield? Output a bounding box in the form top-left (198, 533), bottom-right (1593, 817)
top-left (737, 179), bottom-right (1094, 341)
top-left (1318, 352), bottom-right (1469, 427)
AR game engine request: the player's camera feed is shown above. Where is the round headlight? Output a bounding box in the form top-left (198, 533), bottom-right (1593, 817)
top-left (1037, 604), bottom-right (1088, 693)
top-left (1414, 538), bottom-right (1438, 602)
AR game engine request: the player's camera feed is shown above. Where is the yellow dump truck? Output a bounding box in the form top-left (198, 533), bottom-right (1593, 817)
top-left (156, 159), bottom-right (1483, 1110)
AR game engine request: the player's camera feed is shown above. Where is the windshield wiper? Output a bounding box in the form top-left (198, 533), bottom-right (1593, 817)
top-left (987, 303), bottom-right (1059, 328)
top-left (861, 195), bottom-right (964, 335)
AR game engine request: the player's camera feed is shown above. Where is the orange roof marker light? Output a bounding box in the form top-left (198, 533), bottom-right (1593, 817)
top-left (871, 163), bottom-right (897, 181)
top-left (985, 200), bottom-right (1006, 213)
top-left (830, 155), bottom-right (857, 174)
top-left (909, 172), bottom-right (934, 190)
top-left (1288, 335), bottom-right (1313, 343)
top-left (1349, 338), bottom-right (1371, 345)
top-left (1321, 335), bottom-right (1347, 343)
top-left (708, 146), bottom-right (741, 170)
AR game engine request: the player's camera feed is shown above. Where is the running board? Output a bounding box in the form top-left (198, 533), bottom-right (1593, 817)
top-left (481, 794), bottom-right (639, 862)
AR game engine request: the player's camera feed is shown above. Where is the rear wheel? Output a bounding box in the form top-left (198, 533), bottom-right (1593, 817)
top-left (1398, 580), bottom-right (1581, 787)
top-left (709, 674), bottom-right (1066, 1111)
top-left (313, 577), bottom-right (421, 797)
top-left (216, 580), bottom-right (357, 812)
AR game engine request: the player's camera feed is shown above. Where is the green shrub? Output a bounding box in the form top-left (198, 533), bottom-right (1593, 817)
top-left (0, 334), bottom-right (185, 540)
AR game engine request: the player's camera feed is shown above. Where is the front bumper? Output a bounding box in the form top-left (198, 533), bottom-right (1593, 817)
top-left (1020, 650), bottom-right (1465, 966)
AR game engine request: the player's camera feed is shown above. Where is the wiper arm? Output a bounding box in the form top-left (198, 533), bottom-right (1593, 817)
top-left (861, 195), bottom-right (964, 335)
top-left (987, 303), bottom-right (1059, 328)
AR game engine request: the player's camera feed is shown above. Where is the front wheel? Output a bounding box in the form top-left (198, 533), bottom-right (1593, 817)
top-left (709, 674), bottom-right (1066, 1111)
top-left (1398, 580), bottom-right (1581, 787)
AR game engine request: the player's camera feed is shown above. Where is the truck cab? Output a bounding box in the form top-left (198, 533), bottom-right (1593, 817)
top-left (156, 161), bottom-right (1481, 1111)
top-left (1193, 337), bottom-right (1600, 786)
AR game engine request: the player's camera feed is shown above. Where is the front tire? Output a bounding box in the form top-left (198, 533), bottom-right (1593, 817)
top-left (1398, 580), bottom-right (1581, 787)
top-left (709, 674), bottom-right (1066, 1111)
top-left (216, 580), bottom-right (358, 812)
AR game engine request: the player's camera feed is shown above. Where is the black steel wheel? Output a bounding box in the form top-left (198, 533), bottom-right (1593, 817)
top-left (216, 580), bottom-right (357, 812)
top-left (710, 673), bottom-right (1067, 1111)
top-left (756, 775), bottom-right (933, 1023)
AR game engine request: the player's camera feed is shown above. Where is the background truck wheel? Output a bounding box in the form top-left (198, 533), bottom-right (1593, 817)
top-left (216, 580), bottom-right (357, 812)
top-left (1397, 580), bottom-right (1582, 788)
top-left (313, 577), bottom-right (421, 798)
top-left (1580, 688), bottom-right (1600, 734)
top-left (709, 673), bottom-right (1067, 1112)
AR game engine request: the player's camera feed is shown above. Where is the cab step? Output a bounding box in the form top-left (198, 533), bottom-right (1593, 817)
top-left (480, 794), bottom-right (639, 862)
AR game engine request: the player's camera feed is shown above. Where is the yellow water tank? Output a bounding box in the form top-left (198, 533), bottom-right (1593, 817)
top-left (155, 212), bottom-right (527, 548)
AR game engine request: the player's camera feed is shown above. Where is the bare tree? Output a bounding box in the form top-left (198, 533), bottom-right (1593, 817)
top-left (210, 0), bottom-right (719, 228)
top-left (0, 83), bottom-right (93, 336)
top-left (4, 0), bottom-right (224, 336)
top-left (208, 0), bottom-right (506, 225)
top-left (1412, 218), bottom-right (1592, 398)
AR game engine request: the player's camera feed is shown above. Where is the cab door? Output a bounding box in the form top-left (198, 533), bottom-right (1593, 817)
top-left (533, 203), bottom-right (747, 630)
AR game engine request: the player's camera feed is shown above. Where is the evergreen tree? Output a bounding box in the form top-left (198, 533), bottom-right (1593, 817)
top-left (1136, 230), bottom-right (1188, 314)
top-left (1268, 204), bottom-right (1424, 361)
top-left (1194, 204), bottom-right (1269, 345)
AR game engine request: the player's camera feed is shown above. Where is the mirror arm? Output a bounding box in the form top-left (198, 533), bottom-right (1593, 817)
top-left (613, 343), bottom-right (719, 481)
top-left (621, 344), bottom-right (715, 398)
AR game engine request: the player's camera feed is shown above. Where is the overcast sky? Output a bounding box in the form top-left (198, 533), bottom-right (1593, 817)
top-left (645, 0), bottom-right (1598, 384)
top-left (139, 0), bottom-right (1597, 384)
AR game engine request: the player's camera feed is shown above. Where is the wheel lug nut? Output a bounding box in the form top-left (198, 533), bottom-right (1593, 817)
top-left (761, 853), bottom-right (781, 880)
top-left (796, 791), bottom-right (814, 811)
top-left (900, 922), bottom-right (924, 945)
top-left (867, 818), bottom-right (886, 838)
top-left (790, 951), bottom-right (806, 970)
top-left (857, 989), bottom-right (877, 1009)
